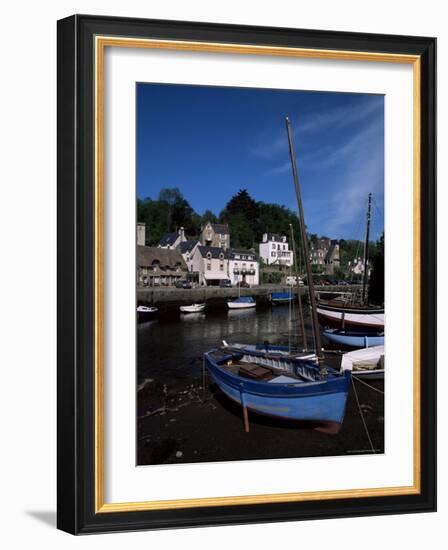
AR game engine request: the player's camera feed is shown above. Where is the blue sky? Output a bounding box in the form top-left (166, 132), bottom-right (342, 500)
top-left (137, 83), bottom-right (384, 240)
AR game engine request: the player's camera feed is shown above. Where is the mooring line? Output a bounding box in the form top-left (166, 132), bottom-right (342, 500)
top-left (351, 376), bottom-right (376, 454)
top-left (353, 375), bottom-right (384, 395)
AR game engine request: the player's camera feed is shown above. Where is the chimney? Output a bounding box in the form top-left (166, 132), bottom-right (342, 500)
top-left (262, 233), bottom-right (268, 242)
top-left (179, 227), bottom-right (186, 242)
top-left (137, 223), bottom-right (146, 246)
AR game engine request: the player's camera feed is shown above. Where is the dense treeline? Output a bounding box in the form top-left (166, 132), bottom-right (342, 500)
top-left (137, 187), bottom-right (303, 252)
top-left (137, 187), bottom-right (383, 288)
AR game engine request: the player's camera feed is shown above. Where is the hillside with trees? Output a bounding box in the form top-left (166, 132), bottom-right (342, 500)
top-left (137, 187), bottom-right (381, 280)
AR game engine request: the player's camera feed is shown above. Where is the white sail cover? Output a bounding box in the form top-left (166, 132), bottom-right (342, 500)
top-left (341, 345), bottom-right (384, 372)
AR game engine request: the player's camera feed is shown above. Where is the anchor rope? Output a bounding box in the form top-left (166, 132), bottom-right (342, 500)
top-left (353, 375), bottom-right (384, 395)
top-left (351, 376), bottom-right (376, 454)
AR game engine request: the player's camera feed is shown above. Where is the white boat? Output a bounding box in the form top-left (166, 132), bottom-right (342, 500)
top-left (227, 296), bottom-right (256, 309)
top-left (179, 303), bottom-right (206, 313)
top-left (317, 305), bottom-right (384, 330)
top-left (137, 305), bottom-right (159, 316)
top-left (340, 345), bottom-right (384, 379)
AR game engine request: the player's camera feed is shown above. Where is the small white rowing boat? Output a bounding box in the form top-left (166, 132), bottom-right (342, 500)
top-left (227, 296), bottom-right (256, 309)
top-left (137, 305), bottom-right (159, 315)
top-left (179, 303), bottom-right (206, 313)
top-left (340, 345), bottom-right (384, 379)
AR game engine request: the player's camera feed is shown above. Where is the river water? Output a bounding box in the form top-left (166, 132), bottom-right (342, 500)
top-left (137, 304), bottom-right (384, 465)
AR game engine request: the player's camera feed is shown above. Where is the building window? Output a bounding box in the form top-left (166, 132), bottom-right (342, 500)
top-left (207, 263), bottom-right (211, 270)
top-left (220, 263), bottom-right (224, 271)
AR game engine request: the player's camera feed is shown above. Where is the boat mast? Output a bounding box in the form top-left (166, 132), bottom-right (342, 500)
top-left (285, 117), bottom-right (323, 363)
top-left (362, 192), bottom-right (372, 305)
top-left (289, 224), bottom-right (308, 350)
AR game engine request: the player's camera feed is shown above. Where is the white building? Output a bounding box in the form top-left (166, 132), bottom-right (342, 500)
top-left (191, 246), bottom-right (230, 286)
top-left (349, 257), bottom-right (371, 277)
top-left (178, 240), bottom-right (200, 283)
top-left (228, 249), bottom-right (259, 287)
top-left (259, 233), bottom-right (293, 266)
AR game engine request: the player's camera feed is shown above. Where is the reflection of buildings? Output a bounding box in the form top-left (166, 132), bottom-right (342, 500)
top-left (310, 238), bottom-right (340, 275)
top-left (200, 221), bottom-right (230, 250)
top-left (259, 233), bottom-right (293, 267)
top-left (137, 245), bottom-right (188, 286)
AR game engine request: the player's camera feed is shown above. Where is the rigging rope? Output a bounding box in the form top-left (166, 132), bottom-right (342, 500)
top-left (353, 375), bottom-right (384, 395)
top-left (351, 376), bottom-right (376, 453)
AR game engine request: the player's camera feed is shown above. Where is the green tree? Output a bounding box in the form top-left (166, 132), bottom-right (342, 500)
top-left (200, 209), bottom-right (218, 225)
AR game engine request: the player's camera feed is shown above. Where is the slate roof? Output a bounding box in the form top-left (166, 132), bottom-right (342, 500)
top-left (158, 232), bottom-right (179, 247)
top-left (324, 240), bottom-right (339, 262)
top-left (265, 233), bottom-right (285, 242)
top-left (197, 246), bottom-right (229, 259)
top-left (204, 222), bottom-right (229, 235)
top-left (229, 248), bottom-right (257, 260)
top-left (178, 240), bottom-right (199, 254)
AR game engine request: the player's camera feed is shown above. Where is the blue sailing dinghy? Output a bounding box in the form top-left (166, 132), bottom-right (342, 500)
top-left (270, 291), bottom-right (293, 304)
top-left (204, 348), bottom-right (351, 434)
top-left (323, 328), bottom-right (384, 348)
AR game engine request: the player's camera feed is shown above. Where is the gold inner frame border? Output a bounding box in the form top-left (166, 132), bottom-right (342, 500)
top-left (94, 36), bottom-right (421, 513)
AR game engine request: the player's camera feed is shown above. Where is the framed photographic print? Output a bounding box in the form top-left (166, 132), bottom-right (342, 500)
top-left (57, 14), bottom-right (436, 534)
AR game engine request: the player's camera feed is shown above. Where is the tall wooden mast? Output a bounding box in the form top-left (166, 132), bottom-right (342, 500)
top-left (362, 192), bottom-right (372, 304)
top-left (285, 117), bottom-right (323, 363)
top-left (289, 224), bottom-right (307, 350)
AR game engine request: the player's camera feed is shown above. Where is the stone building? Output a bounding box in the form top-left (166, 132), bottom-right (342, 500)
top-left (200, 222), bottom-right (230, 250)
top-left (310, 238), bottom-right (340, 275)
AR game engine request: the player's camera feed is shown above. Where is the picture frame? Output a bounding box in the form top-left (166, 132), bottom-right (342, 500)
top-left (57, 14), bottom-right (436, 534)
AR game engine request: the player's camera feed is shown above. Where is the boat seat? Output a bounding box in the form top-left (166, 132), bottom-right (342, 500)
top-left (237, 363), bottom-right (274, 381)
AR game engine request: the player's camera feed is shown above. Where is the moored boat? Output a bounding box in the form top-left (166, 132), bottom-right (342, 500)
top-left (137, 305), bottom-right (159, 318)
top-left (179, 303), bottom-right (206, 313)
top-left (270, 291), bottom-right (293, 304)
top-left (227, 296), bottom-right (256, 309)
top-left (340, 345), bottom-right (384, 379)
top-left (317, 303), bottom-right (384, 330)
top-left (323, 328), bottom-right (384, 348)
top-left (204, 348), bottom-right (351, 433)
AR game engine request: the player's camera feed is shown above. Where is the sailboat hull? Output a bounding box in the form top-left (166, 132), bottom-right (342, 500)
top-left (317, 306), bottom-right (384, 330)
top-left (204, 351), bottom-right (351, 433)
top-left (323, 329), bottom-right (384, 348)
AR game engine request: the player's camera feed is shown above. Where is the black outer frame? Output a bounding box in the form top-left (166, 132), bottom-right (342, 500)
top-left (57, 14), bottom-right (436, 535)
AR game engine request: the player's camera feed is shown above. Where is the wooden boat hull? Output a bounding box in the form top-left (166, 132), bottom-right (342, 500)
top-left (323, 329), bottom-right (384, 348)
top-left (204, 351), bottom-right (351, 432)
top-left (317, 306), bottom-right (384, 330)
